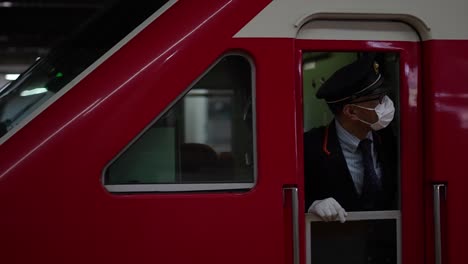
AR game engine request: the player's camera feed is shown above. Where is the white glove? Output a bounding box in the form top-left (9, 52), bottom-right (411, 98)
top-left (307, 197), bottom-right (348, 223)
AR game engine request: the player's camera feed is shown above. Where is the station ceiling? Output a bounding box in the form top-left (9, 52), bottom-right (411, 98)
top-left (0, 0), bottom-right (106, 73)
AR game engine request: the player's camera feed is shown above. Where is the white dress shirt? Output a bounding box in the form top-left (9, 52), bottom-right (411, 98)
top-left (335, 120), bottom-right (383, 195)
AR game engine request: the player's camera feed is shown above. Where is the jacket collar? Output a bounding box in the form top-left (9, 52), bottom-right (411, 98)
top-left (324, 119), bottom-right (380, 155)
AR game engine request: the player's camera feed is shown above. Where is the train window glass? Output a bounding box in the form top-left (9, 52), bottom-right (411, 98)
top-left (306, 211), bottom-right (400, 264)
top-left (303, 52), bottom-right (401, 263)
top-left (104, 55), bottom-right (255, 192)
top-left (0, 0), bottom-right (171, 139)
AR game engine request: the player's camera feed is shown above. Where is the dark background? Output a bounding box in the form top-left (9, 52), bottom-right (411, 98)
top-left (0, 0), bottom-right (107, 85)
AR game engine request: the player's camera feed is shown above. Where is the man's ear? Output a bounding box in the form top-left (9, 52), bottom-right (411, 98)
top-left (343, 104), bottom-right (359, 120)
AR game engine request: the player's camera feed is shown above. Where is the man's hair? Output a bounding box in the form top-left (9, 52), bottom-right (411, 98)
top-left (327, 102), bottom-right (344, 116)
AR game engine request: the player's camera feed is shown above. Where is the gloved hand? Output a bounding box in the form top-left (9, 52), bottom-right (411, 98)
top-left (307, 197), bottom-right (348, 223)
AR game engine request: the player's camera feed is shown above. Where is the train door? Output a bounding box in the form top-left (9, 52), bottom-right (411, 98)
top-left (297, 21), bottom-right (425, 264)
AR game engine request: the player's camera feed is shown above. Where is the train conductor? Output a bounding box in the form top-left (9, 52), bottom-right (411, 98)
top-left (304, 54), bottom-right (397, 223)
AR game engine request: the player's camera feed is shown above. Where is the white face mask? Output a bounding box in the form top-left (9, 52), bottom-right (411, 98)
top-left (352, 95), bottom-right (395, 131)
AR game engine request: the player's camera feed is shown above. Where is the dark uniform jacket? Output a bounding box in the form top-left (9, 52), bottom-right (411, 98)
top-left (304, 121), bottom-right (397, 212)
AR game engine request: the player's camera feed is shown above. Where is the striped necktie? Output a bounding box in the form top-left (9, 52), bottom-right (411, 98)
top-left (358, 138), bottom-right (382, 210)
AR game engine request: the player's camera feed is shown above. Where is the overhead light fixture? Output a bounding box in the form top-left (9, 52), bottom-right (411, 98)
top-left (20, 88), bottom-right (48, 97)
top-left (5, 74), bottom-right (20, 81)
top-left (303, 62), bottom-right (316, 70)
top-left (0, 2), bottom-right (13, 8)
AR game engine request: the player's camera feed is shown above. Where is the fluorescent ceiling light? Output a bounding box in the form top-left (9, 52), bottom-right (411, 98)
top-left (5, 74), bottom-right (20, 81)
top-left (303, 62), bottom-right (316, 70)
top-left (20, 88), bottom-right (48, 96)
top-left (0, 2), bottom-right (13, 8)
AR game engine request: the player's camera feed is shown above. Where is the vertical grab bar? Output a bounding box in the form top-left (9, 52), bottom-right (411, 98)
top-left (284, 187), bottom-right (300, 264)
top-left (433, 184), bottom-right (446, 264)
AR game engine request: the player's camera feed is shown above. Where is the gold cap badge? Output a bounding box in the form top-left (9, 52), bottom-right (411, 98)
top-left (373, 61), bottom-right (380, 74)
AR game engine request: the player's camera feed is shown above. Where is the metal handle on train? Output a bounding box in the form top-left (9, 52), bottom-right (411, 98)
top-left (284, 187), bottom-right (300, 264)
top-left (433, 183), bottom-right (446, 264)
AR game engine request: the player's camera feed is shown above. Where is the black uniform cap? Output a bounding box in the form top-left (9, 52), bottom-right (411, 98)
top-left (316, 54), bottom-right (386, 104)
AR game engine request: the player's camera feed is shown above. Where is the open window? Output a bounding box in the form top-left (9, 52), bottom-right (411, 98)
top-left (302, 51), bottom-right (401, 264)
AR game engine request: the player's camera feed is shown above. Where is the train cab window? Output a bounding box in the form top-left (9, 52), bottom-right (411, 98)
top-left (0, 0), bottom-right (171, 140)
top-left (104, 55), bottom-right (255, 193)
top-left (303, 52), bottom-right (401, 263)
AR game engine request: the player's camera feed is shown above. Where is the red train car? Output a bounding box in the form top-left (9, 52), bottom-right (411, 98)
top-left (0, 0), bottom-right (467, 263)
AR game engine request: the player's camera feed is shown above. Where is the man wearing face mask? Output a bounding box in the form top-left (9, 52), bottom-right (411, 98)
top-left (304, 54), bottom-right (397, 223)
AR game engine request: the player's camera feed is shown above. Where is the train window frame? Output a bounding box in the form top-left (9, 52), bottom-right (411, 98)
top-left (302, 51), bottom-right (402, 264)
top-left (305, 210), bottom-right (402, 264)
top-left (102, 53), bottom-right (257, 193)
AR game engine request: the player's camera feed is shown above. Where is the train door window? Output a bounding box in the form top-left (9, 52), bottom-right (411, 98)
top-left (303, 52), bottom-right (401, 263)
top-left (104, 55), bottom-right (255, 193)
